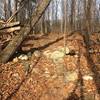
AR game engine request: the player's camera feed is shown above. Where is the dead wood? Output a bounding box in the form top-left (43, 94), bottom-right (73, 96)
top-left (0, 26), bottom-right (20, 33)
top-left (0, 0), bottom-right (52, 63)
top-left (0, 21), bottom-right (20, 30)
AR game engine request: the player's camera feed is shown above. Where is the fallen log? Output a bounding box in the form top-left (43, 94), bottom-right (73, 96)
top-left (0, 26), bottom-right (20, 33)
top-left (0, 20), bottom-right (5, 24)
top-left (0, 21), bottom-right (20, 30)
top-left (0, 0), bottom-right (52, 63)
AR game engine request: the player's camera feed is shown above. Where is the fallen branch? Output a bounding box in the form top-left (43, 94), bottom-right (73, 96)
top-left (0, 26), bottom-right (20, 33)
top-left (0, 21), bottom-right (20, 30)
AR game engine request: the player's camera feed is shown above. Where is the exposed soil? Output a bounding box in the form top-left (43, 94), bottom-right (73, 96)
top-left (0, 32), bottom-right (100, 100)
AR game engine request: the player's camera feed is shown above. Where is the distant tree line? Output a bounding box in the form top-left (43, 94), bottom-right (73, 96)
top-left (0, 0), bottom-right (100, 34)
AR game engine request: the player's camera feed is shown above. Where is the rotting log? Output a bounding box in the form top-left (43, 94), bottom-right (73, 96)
top-left (0, 0), bottom-right (52, 63)
top-left (0, 21), bottom-right (20, 30)
top-left (0, 20), bottom-right (5, 24)
top-left (0, 26), bottom-right (20, 33)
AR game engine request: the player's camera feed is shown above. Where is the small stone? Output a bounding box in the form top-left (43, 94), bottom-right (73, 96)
top-left (65, 47), bottom-right (70, 54)
top-left (18, 54), bottom-right (28, 60)
top-left (34, 50), bottom-right (41, 57)
top-left (74, 54), bottom-right (78, 58)
top-left (13, 57), bottom-right (18, 63)
top-left (27, 52), bottom-right (32, 58)
top-left (83, 75), bottom-right (93, 80)
top-left (58, 47), bottom-right (70, 54)
top-left (89, 49), bottom-right (94, 53)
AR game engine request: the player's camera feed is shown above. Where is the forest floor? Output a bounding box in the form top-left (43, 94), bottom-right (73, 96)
top-left (0, 32), bottom-right (100, 100)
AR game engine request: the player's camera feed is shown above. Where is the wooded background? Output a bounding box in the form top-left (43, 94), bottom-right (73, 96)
top-left (0, 0), bottom-right (100, 34)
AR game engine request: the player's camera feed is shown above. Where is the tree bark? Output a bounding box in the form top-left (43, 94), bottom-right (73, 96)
top-left (70, 0), bottom-right (75, 30)
top-left (0, 0), bottom-right (52, 63)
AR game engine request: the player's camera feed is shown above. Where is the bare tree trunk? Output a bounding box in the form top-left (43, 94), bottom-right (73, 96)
top-left (0, 0), bottom-right (52, 63)
top-left (47, 6), bottom-right (51, 33)
top-left (51, 0), bottom-right (54, 32)
top-left (70, 0), bottom-right (75, 30)
top-left (8, 0), bottom-right (12, 18)
top-left (4, 0), bottom-right (8, 20)
top-left (63, 0), bottom-right (67, 53)
top-left (92, 0), bottom-right (96, 32)
top-left (14, 0), bottom-right (18, 21)
top-left (44, 13), bottom-right (47, 34)
top-left (61, 0), bottom-right (64, 33)
top-left (40, 16), bottom-right (44, 34)
top-left (85, 0), bottom-right (93, 33)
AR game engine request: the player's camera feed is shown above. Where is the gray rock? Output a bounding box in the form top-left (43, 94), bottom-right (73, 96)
top-left (13, 57), bottom-right (18, 63)
top-left (27, 52), bottom-right (32, 58)
top-left (83, 75), bottom-right (93, 80)
top-left (58, 47), bottom-right (70, 54)
top-left (50, 50), bottom-right (65, 60)
top-left (18, 54), bottom-right (28, 60)
top-left (34, 50), bottom-right (41, 57)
